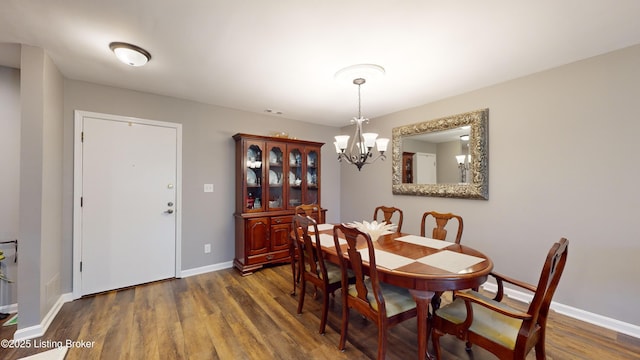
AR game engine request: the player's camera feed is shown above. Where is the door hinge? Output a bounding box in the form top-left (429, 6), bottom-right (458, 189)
top-left (80, 261), bottom-right (83, 272)
top-left (81, 131), bottom-right (84, 142)
top-left (80, 197), bottom-right (83, 207)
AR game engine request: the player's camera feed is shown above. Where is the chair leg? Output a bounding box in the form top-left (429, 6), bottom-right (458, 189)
top-left (319, 289), bottom-right (329, 334)
top-left (290, 253), bottom-right (297, 296)
top-left (377, 323), bottom-right (388, 360)
top-left (432, 328), bottom-right (444, 359)
top-left (535, 337), bottom-right (546, 360)
top-left (297, 278), bottom-right (306, 315)
top-left (291, 249), bottom-right (300, 296)
top-left (338, 303), bottom-right (349, 351)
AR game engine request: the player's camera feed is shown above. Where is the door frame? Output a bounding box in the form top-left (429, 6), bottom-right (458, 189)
top-left (72, 110), bottom-right (182, 299)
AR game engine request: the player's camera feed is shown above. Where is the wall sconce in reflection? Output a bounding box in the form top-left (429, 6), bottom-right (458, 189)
top-left (455, 154), bottom-right (471, 183)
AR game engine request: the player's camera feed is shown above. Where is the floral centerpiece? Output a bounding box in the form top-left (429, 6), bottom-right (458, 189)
top-left (347, 220), bottom-right (397, 241)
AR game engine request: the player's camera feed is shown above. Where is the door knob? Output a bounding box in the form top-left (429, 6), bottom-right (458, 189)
top-left (165, 209), bottom-right (174, 214)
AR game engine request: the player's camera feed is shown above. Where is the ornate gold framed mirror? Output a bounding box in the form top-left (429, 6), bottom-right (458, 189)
top-left (391, 108), bottom-right (488, 199)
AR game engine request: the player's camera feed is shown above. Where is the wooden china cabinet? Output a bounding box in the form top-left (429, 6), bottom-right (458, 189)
top-left (402, 152), bottom-right (415, 183)
top-left (233, 133), bottom-right (325, 275)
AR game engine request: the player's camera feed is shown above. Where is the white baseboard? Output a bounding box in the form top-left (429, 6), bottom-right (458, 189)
top-left (13, 293), bottom-right (73, 341)
top-left (481, 283), bottom-right (640, 339)
top-left (180, 261), bottom-right (233, 278)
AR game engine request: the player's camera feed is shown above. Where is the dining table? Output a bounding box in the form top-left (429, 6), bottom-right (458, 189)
top-left (307, 223), bottom-right (494, 360)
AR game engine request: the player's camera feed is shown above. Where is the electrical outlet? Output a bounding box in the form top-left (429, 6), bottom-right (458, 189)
top-left (204, 244), bottom-right (211, 253)
top-left (204, 184), bottom-right (214, 192)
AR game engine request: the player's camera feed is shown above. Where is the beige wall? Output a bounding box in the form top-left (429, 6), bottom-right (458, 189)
top-left (0, 66), bottom-right (20, 306)
top-left (62, 80), bottom-right (343, 282)
top-left (339, 44), bottom-right (640, 326)
top-left (18, 45), bottom-right (64, 329)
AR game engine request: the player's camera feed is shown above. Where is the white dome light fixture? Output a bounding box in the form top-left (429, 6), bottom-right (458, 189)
top-left (109, 42), bottom-right (151, 67)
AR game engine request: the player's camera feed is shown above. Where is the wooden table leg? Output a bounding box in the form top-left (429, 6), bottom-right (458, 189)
top-left (409, 289), bottom-right (435, 360)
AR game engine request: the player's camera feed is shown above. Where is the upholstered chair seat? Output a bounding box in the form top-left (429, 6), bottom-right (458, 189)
top-left (306, 261), bottom-right (343, 285)
top-left (435, 290), bottom-right (523, 350)
top-left (347, 278), bottom-right (417, 316)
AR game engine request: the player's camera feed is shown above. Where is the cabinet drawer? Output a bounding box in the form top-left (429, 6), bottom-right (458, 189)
top-left (247, 250), bottom-right (290, 265)
top-left (270, 215), bottom-right (292, 225)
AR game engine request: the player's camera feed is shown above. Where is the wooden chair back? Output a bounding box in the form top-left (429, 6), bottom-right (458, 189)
top-left (292, 214), bottom-right (341, 334)
top-left (290, 204), bottom-right (323, 295)
top-left (333, 224), bottom-right (417, 359)
top-left (334, 224), bottom-right (383, 315)
top-left (295, 204), bottom-right (319, 217)
top-left (525, 238), bottom-right (569, 339)
top-left (432, 238), bottom-right (569, 359)
top-left (420, 211), bottom-right (463, 244)
top-left (295, 204), bottom-right (322, 223)
top-left (373, 205), bottom-right (403, 233)
top-left (293, 215), bottom-right (324, 289)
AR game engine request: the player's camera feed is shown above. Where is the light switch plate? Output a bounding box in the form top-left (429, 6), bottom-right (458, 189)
top-left (204, 184), bottom-right (214, 192)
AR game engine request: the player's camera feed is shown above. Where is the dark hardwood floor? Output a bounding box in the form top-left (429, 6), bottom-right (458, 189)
top-left (1, 264), bottom-right (639, 359)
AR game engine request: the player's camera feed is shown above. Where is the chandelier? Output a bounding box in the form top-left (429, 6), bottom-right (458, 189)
top-left (334, 77), bottom-right (389, 171)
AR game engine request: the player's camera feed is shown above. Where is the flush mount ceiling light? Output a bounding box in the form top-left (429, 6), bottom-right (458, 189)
top-left (109, 42), bottom-right (151, 67)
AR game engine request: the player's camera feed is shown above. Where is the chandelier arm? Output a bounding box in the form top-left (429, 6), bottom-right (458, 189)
top-left (337, 148), bottom-right (386, 171)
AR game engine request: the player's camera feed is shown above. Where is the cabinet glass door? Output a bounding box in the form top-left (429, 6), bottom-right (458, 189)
top-left (287, 146), bottom-right (303, 209)
top-left (304, 148), bottom-right (319, 205)
top-left (245, 142), bottom-right (263, 211)
top-left (267, 143), bottom-right (284, 210)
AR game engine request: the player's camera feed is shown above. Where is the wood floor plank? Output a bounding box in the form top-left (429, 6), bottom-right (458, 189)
top-left (2, 264), bottom-right (639, 359)
top-left (130, 284), bottom-right (160, 360)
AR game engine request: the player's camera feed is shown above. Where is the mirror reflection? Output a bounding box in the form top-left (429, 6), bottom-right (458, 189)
top-left (401, 127), bottom-right (471, 184)
top-left (392, 108), bottom-right (489, 199)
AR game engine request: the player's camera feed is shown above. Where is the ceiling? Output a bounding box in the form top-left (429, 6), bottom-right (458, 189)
top-left (1, 1), bottom-right (639, 127)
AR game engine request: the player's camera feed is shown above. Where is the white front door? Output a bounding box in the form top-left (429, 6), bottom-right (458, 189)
top-left (73, 111), bottom-right (182, 297)
top-left (413, 152), bottom-right (437, 184)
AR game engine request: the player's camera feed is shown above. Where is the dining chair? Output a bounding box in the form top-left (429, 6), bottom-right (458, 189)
top-left (420, 211), bottom-right (465, 311)
top-left (420, 211), bottom-right (464, 244)
top-left (373, 205), bottom-right (403, 233)
top-left (333, 224), bottom-right (417, 360)
top-left (290, 204), bottom-right (322, 295)
top-left (432, 238), bottom-right (569, 360)
top-left (292, 214), bottom-right (342, 334)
